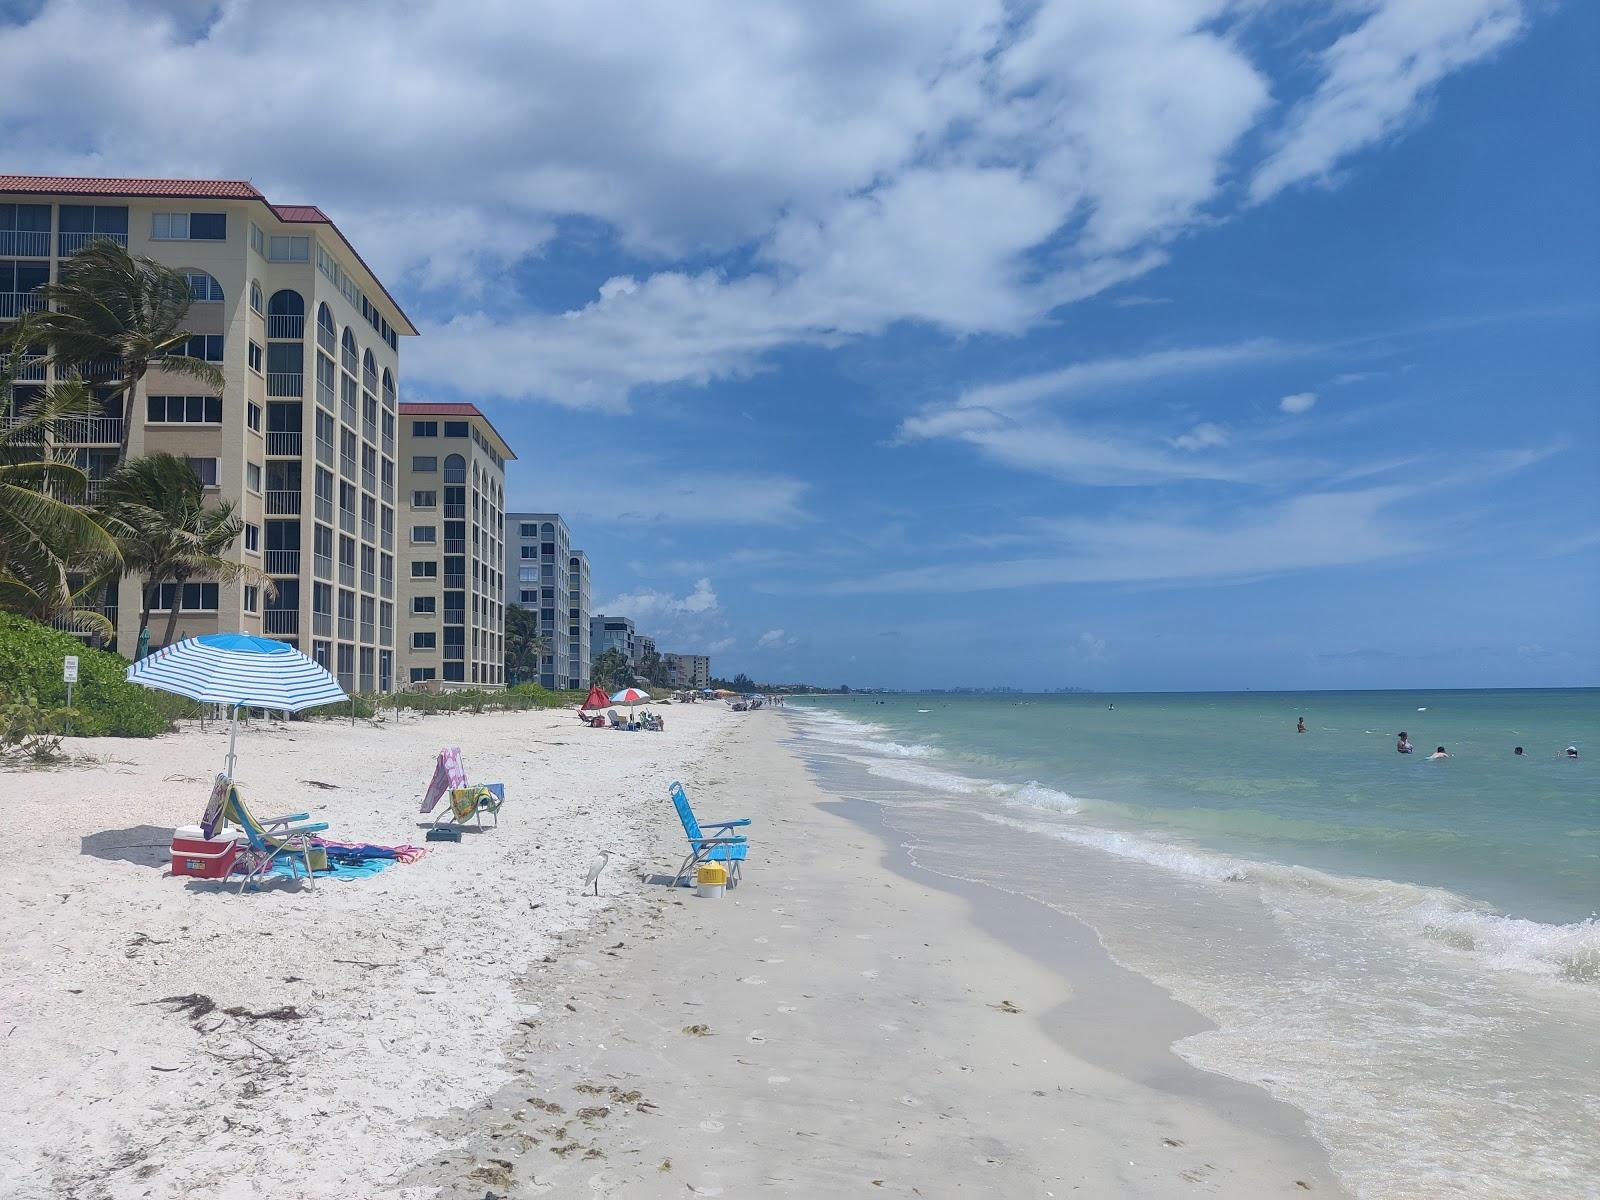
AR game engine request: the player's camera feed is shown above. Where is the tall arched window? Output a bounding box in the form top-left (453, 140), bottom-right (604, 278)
top-left (184, 271), bottom-right (223, 303)
top-left (266, 290), bottom-right (304, 339)
top-left (249, 280), bottom-right (263, 314)
top-left (340, 328), bottom-right (358, 375)
top-left (361, 349), bottom-right (377, 393)
top-left (443, 453), bottom-right (466, 484)
top-left (316, 303), bottom-right (335, 353)
top-left (381, 368), bottom-right (395, 410)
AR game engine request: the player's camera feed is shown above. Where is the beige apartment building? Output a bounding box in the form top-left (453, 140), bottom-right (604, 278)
top-left (397, 402), bottom-right (512, 688)
top-left (0, 175), bottom-right (416, 692)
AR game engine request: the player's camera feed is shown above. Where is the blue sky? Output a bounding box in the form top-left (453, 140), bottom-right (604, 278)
top-left (3, 0), bottom-right (1596, 688)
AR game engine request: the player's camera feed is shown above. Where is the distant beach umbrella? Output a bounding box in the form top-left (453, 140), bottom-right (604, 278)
top-left (609, 687), bottom-right (650, 707)
top-left (126, 633), bottom-right (347, 781)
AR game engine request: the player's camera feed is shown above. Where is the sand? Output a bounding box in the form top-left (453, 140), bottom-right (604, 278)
top-left (1, 702), bottom-right (1343, 1198)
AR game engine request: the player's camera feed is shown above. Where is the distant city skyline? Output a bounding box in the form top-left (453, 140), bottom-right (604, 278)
top-left (7, 1), bottom-right (1593, 689)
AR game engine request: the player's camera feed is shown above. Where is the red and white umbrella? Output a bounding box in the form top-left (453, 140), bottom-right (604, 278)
top-left (609, 687), bottom-right (650, 706)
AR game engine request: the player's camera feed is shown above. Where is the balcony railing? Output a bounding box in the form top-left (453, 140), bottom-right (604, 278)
top-left (313, 612), bottom-right (331, 637)
top-left (336, 668), bottom-right (354, 692)
top-left (0, 230), bottom-right (50, 257)
top-left (444, 539), bottom-right (465, 555)
top-left (264, 550), bottom-right (300, 576)
top-left (444, 573), bottom-right (466, 590)
top-left (264, 609), bottom-right (299, 636)
top-left (58, 231), bottom-right (127, 256)
top-left (443, 503), bottom-right (465, 519)
top-left (314, 437), bottom-right (333, 467)
top-left (54, 417), bottom-right (122, 445)
top-left (314, 553), bottom-right (333, 580)
top-left (339, 562), bottom-right (355, 587)
top-left (15, 354), bottom-right (46, 381)
top-left (0, 292), bottom-right (46, 320)
top-left (341, 348), bottom-right (357, 375)
top-left (443, 645), bottom-right (465, 661)
top-left (265, 490), bottom-right (301, 516)
top-left (315, 495), bottom-right (333, 523)
top-left (265, 431), bottom-right (302, 456)
top-left (267, 314), bottom-right (304, 340)
top-left (267, 372), bottom-right (303, 397)
top-left (443, 609), bottom-right (465, 626)
top-left (338, 617), bottom-right (355, 640)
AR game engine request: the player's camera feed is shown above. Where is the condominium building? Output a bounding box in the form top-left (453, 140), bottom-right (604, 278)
top-left (636, 634), bottom-right (656, 665)
top-left (664, 653), bottom-right (711, 690)
top-left (0, 176), bottom-right (416, 691)
top-left (590, 615), bottom-right (635, 664)
top-left (504, 512), bottom-right (573, 690)
top-left (397, 402), bottom-right (513, 688)
top-left (567, 550), bottom-right (592, 689)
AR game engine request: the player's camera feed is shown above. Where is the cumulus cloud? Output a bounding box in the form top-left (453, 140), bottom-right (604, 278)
top-left (1279, 392), bottom-right (1318, 414)
top-left (602, 578), bottom-right (718, 621)
top-left (1171, 422), bottom-right (1229, 452)
top-left (757, 629), bottom-right (794, 648)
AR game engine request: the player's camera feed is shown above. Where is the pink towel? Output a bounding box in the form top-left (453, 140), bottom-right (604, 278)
top-left (420, 746), bottom-right (468, 814)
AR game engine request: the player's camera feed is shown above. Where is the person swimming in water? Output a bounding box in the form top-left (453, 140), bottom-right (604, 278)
top-left (1428, 745), bottom-right (1450, 760)
top-left (1514, 746), bottom-right (1525, 756)
top-left (1297, 717), bottom-right (1307, 734)
top-left (1397, 732), bottom-right (1414, 754)
top-left (1567, 746), bottom-right (1580, 759)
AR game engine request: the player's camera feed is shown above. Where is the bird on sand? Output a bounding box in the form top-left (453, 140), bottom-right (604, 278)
top-left (583, 850), bottom-right (612, 896)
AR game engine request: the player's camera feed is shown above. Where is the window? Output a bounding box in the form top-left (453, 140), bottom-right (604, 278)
top-left (58, 204), bottom-right (127, 243)
top-left (443, 421), bottom-right (468, 438)
top-left (153, 582), bottom-right (219, 611)
top-left (410, 667), bottom-right (436, 683)
top-left (412, 631), bottom-right (437, 649)
top-left (250, 280), bottom-right (263, 313)
top-left (411, 561), bottom-right (438, 578)
top-left (520, 589), bottom-right (537, 604)
top-left (246, 402), bottom-right (262, 432)
top-left (151, 212), bottom-right (226, 241)
top-left (411, 490), bottom-right (436, 508)
top-left (184, 271), bottom-right (223, 301)
top-left (519, 566), bottom-right (537, 582)
top-left (411, 525), bottom-right (436, 543)
top-left (179, 334), bottom-right (224, 362)
top-left (248, 341), bottom-right (263, 373)
top-left (520, 523), bottom-right (538, 537)
top-left (243, 585), bottom-right (259, 614)
top-left (147, 395), bottom-right (222, 424)
top-left (268, 235), bottom-right (309, 262)
top-left (250, 223), bottom-right (265, 255)
top-left (246, 463), bottom-right (262, 493)
top-left (410, 420), bottom-right (437, 437)
top-left (411, 456), bottom-right (437, 473)
top-left (520, 545), bottom-right (537, 559)
top-left (244, 523), bottom-right (259, 552)
top-left (412, 596), bottom-right (436, 615)
top-left (443, 453), bottom-right (466, 484)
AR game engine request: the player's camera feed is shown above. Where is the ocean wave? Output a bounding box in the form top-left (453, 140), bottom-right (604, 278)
top-left (787, 708), bottom-right (937, 757)
top-left (857, 758), bottom-right (1084, 814)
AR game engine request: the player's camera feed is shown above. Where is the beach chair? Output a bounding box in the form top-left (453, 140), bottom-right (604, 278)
top-left (223, 782), bottom-right (329, 892)
top-left (668, 780), bottom-right (751, 888)
top-left (419, 747), bottom-right (506, 834)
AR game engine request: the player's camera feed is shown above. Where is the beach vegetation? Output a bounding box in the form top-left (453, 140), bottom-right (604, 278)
top-left (505, 603), bottom-right (551, 685)
top-left (590, 646), bottom-right (633, 692)
top-left (0, 610), bottom-right (173, 736)
top-left (309, 683), bottom-right (583, 721)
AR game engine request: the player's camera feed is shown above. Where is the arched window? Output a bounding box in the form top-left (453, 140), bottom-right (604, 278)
top-left (184, 271), bottom-right (223, 303)
top-left (267, 290), bottom-right (304, 339)
top-left (361, 348), bottom-right (377, 393)
top-left (381, 368), bottom-right (395, 410)
top-left (541, 522), bottom-right (554, 538)
top-left (340, 328), bottom-right (358, 375)
top-left (249, 280), bottom-right (263, 314)
top-left (316, 303), bottom-right (335, 353)
top-left (443, 453), bottom-right (466, 484)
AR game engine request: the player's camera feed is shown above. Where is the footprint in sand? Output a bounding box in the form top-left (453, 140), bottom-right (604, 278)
top-left (748, 1032), bottom-right (767, 1043)
top-left (900, 1096), bottom-right (922, 1107)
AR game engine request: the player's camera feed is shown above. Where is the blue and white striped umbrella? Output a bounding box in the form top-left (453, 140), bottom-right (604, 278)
top-left (127, 634), bottom-right (347, 780)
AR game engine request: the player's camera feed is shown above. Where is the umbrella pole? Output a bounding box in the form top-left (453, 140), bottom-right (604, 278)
top-left (225, 703), bottom-right (241, 781)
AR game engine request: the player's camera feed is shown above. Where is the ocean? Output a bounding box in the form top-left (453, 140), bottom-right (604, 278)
top-left (783, 689), bottom-right (1600, 1199)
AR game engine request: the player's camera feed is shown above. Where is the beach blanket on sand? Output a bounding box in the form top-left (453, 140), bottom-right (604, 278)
top-left (241, 837), bottom-right (425, 881)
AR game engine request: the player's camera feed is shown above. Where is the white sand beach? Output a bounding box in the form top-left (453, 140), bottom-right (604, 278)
top-left (0, 703), bottom-right (1341, 1198)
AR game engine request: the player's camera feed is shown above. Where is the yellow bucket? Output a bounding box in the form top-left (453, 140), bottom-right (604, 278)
top-left (696, 863), bottom-right (728, 886)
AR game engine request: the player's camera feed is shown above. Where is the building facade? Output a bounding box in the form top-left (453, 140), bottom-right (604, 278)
top-left (0, 175), bottom-right (416, 693)
top-left (636, 634), bottom-right (655, 666)
top-left (665, 653), bottom-right (711, 690)
top-left (504, 512), bottom-right (572, 690)
top-left (566, 550), bottom-right (591, 689)
top-left (397, 403), bottom-right (512, 688)
top-left (590, 615), bottom-right (635, 664)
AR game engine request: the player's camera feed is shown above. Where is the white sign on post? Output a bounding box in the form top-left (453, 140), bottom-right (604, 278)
top-left (63, 655), bottom-right (79, 683)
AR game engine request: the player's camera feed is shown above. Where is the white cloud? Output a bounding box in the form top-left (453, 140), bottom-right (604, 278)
top-left (602, 578), bottom-right (718, 621)
top-left (1250, 0), bottom-right (1526, 201)
top-left (708, 637), bottom-right (738, 653)
top-left (757, 629), bottom-right (795, 648)
top-left (1171, 422), bottom-right (1230, 452)
top-left (509, 472), bottom-right (809, 526)
top-left (1279, 391), bottom-right (1318, 414)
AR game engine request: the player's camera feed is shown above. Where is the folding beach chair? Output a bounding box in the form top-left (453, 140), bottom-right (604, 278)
top-left (668, 780), bottom-right (751, 888)
top-left (420, 747), bottom-right (506, 836)
top-left (223, 781), bottom-right (329, 892)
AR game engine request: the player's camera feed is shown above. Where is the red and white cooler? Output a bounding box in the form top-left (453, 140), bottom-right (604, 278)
top-left (171, 825), bottom-right (239, 880)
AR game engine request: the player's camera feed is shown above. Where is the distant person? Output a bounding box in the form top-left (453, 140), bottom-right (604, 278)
top-left (1428, 746), bottom-right (1450, 760)
top-left (1109, 703), bottom-right (1115, 710)
top-left (1397, 732), bottom-right (1414, 754)
top-left (1566, 746), bottom-right (1580, 759)
top-left (1297, 717), bottom-right (1307, 734)
top-left (1514, 746), bottom-right (1525, 756)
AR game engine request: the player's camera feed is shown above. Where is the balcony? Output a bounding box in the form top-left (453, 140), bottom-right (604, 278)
top-left (444, 573), bottom-right (466, 590)
top-left (0, 230), bottom-right (50, 257)
top-left (264, 490), bottom-right (301, 516)
top-left (54, 417), bottom-right (122, 445)
top-left (264, 609), bottom-right (299, 636)
top-left (314, 437), bottom-right (333, 467)
top-left (0, 292), bottom-right (46, 320)
top-left (314, 553), bottom-right (333, 580)
top-left (444, 539), bottom-right (465, 555)
top-left (267, 314), bottom-right (304, 340)
top-left (267, 372), bottom-right (303, 397)
top-left (313, 612), bottom-right (332, 637)
top-left (266, 432), bottom-right (302, 457)
top-left (443, 645), bottom-right (465, 661)
top-left (338, 563), bottom-right (355, 589)
top-left (443, 609), bottom-right (465, 626)
top-left (58, 231), bottom-right (127, 256)
top-left (264, 550), bottom-right (300, 576)
top-left (443, 503), bottom-right (465, 519)
top-left (359, 671), bottom-right (375, 693)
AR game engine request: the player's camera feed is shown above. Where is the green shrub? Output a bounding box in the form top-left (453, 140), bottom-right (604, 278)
top-left (302, 684), bottom-right (584, 721)
top-left (0, 611), bottom-right (173, 737)
top-left (0, 697), bottom-right (72, 762)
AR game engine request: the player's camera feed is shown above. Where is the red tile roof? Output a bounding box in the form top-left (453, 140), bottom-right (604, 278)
top-left (0, 175), bottom-right (264, 199)
top-left (269, 204), bottom-right (330, 224)
top-left (399, 403), bottom-right (516, 459)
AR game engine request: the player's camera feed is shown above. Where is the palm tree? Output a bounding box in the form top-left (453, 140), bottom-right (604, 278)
top-left (28, 241), bottom-right (226, 467)
top-left (504, 603), bottom-right (551, 685)
top-left (0, 337), bottom-right (122, 635)
top-left (98, 454), bottom-right (271, 648)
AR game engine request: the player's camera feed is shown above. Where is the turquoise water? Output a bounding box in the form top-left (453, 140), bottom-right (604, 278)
top-left (784, 689), bottom-right (1600, 1198)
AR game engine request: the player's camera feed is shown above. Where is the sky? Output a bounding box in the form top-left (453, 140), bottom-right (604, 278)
top-left (2, 0), bottom-right (1596, 690)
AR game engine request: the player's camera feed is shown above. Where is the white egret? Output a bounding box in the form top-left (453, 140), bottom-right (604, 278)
top-left (583, 850), bottom-right (612, 895)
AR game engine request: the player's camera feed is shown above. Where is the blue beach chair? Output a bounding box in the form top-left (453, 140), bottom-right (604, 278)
top-left (668, 780), bottom-right (751, 888)
top-left (223, 782), bottom-right (330, 892)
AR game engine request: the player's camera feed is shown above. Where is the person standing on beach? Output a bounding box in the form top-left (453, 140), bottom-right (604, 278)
top-left (1297, 717), bottom-right (1307, 734)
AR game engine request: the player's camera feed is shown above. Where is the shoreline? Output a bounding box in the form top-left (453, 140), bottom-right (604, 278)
top-left (420, 709), bottom-right (1343, 1196)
